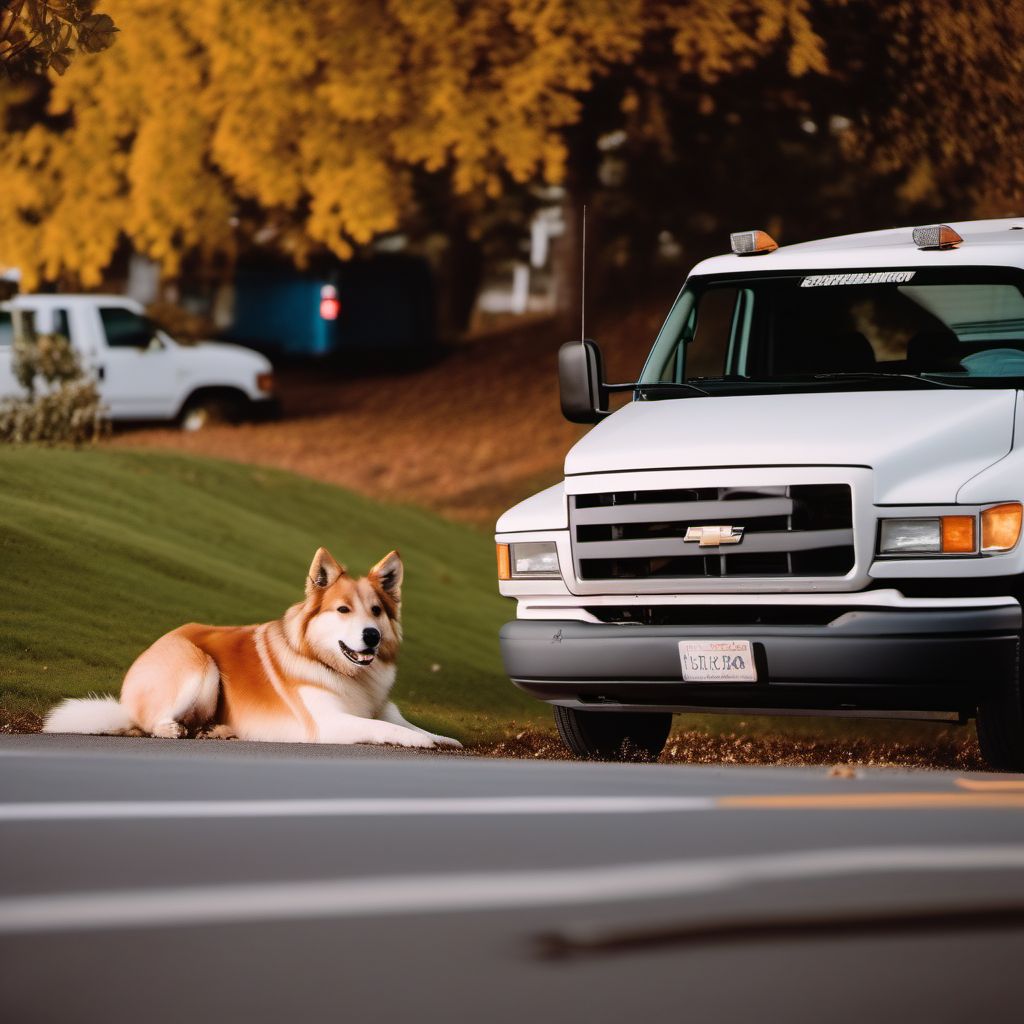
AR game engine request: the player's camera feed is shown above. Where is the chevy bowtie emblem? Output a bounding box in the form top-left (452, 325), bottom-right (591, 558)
top-left (684, 525), bottom-right (745, 548)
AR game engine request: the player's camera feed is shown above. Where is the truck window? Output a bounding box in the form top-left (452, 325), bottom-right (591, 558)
top-left (99, 307), bottom-right (156, 348)
top-left (640, 267), bottom-right (1024, 388)
top-left (0, 308), bottom-right (68, 345)
top-left (55, 309), bottom-right (69, 338)
top-left (31, 307), bottom-right (70, 338)
top-left (651, 286), bottom-right (753, 382)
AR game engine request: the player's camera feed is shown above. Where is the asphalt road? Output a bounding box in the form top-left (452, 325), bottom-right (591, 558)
top-left (3, 735), bottom-right (1024, 1023)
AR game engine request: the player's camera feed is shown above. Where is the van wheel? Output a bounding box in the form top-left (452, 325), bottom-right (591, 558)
top-left (179, 393), bottom-right (245, 431)
top-left (553, 705), bottom-right (672, 762)
top-left (976, 670), bottom-right (1024, 771)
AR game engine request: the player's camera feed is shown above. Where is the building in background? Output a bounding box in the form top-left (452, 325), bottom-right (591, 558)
top-left (121, 250), bottom-right (437, 361)
top-left (226, 253), bottom-right (436, 360)
top-left (475, 203), bottom-right (565, 320)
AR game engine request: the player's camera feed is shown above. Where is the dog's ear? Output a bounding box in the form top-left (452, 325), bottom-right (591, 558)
top-left (306, 547), bottom-right (345, 595)
top-left (369, 550), bottom-right (403, 603)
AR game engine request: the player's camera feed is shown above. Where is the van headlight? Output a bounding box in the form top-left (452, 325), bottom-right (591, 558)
top-left (878, 505), bottom-right (1024, 557)
top-left (496, 542), bottom-right (561, 579)
top-left (878, 516), bottom-right (975, 555)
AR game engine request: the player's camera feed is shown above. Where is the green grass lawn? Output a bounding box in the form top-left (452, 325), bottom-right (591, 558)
top-left (0, 445), bottom-right (969, 756)
top-left (0, 447), bottom-right (546, 742)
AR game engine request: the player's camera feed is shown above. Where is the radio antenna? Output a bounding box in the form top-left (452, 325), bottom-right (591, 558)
top-left (580, 204), bottom-right (587, 343)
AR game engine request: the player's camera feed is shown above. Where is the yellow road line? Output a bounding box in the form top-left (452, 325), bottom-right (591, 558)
top-left (956, 778), bottom-right (1024, 791)
top-left (720, 792), bottom-right (1024, 810)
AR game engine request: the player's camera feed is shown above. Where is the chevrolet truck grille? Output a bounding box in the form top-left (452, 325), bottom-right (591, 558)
top-left (570, 484), bottom-right (854, 580)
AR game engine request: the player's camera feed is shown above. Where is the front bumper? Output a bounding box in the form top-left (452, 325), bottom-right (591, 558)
top-left (500, 605), bottom-right (1022, 715)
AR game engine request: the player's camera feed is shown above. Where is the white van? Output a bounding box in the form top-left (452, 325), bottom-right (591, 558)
top-left (0, 294), bottom-right (275, 428)
top-left (496, 218), bottom-right (1024, 770)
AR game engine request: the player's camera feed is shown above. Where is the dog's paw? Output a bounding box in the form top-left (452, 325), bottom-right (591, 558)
top-left (401, 732), bottom-right (439, 749)
top-left (152, 719), bottom-right (186, 739)
top-left (201, 724), bottom-right (236, 740)
top-left (431, 734), bottom-right (463, 749)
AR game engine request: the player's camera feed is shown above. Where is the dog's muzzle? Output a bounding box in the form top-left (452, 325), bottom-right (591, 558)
top-left (339, 640), bottom-right (377, 666)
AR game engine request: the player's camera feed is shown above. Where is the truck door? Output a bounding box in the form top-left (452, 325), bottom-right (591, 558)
top-left (90, 305), bottom-right (179, 420)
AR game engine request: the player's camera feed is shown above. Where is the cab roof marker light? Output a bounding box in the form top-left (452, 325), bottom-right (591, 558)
top-left (912, 224), bottom-right (963, 250)
top-left (730, 230), bottom-right (779, 256)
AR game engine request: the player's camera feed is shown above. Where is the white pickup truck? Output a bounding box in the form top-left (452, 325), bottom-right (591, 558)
top-left (496, 218), bottom-right (1024, 771)
top-left (0, 294), bottom-right (276, 428)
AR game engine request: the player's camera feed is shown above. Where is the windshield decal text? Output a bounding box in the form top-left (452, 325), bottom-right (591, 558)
top-left (800, 271), bottom-right (916, 288)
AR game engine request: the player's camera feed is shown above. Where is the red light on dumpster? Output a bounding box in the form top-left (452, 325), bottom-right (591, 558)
top-left (320, 285), bottom-right (340, 321)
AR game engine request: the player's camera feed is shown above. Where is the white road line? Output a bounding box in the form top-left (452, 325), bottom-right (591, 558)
top-left (0, 796), bottom-right (716, 822)
top-left (2, 845), bottom-right (1022, 935)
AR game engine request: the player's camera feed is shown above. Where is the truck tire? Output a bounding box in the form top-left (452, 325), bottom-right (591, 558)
top-left (179, 392), bottom-right (247, 431)
top-left (553, 705), bottom-right (672, 762)
top-left (976, 667), bottom-right (1024, 772)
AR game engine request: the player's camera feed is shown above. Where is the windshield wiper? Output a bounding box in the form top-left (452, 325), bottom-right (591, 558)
top-left (635, 381), bottom-right (710, 399)
top-left (635, 373), bottom-right (969, 399)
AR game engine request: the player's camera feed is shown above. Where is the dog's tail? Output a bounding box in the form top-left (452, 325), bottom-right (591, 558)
top-left (42, 695), bottom-right (136, 736)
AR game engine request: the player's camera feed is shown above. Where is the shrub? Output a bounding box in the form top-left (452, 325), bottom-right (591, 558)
top-left (13, 329), bottom-right (83, 396)
top-left (0, 314), bottom-right (107, 445)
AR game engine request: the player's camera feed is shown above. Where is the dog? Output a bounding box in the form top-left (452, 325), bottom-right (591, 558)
top-left (43, 547), bottom-right (461, 749)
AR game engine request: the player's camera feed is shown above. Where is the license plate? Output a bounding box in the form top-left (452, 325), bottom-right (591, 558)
top-left (679, 640), bottom-right (757, 682)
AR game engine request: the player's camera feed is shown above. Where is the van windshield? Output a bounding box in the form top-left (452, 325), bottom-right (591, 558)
top-left (639, 267), bottom-right (1024, 394)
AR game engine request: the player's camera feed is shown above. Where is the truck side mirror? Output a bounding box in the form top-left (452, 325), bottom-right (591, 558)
top-left (558, 339), bottom-right (609, 423)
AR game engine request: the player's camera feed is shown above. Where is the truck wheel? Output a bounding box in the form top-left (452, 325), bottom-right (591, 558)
top-left (179, 393), bottom-right (245, 431)
top-left (553, 705), bottom-right (672, 762)
top-left (976, 670), bottom-right (1024, 771)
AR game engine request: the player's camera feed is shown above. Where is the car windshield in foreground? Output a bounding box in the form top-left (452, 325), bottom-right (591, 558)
top-left (639, 266), bottom-right (1024, 396)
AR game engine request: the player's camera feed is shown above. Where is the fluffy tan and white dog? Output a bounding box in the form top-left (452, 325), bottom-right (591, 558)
top-left (43, 547), bottom-right (460, 749)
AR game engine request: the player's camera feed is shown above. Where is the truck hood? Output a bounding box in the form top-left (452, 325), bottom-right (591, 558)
top-left (564, 389), bottom-right (1018, 504)
top-left (192, 340), bottom-right (271, 372)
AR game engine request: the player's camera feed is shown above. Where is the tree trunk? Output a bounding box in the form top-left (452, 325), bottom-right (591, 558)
top-left (437, 210), bottom-right (484, 341)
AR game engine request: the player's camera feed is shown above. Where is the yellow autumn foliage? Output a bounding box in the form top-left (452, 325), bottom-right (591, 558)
top-left (0, 0), bottom-right (831, 288)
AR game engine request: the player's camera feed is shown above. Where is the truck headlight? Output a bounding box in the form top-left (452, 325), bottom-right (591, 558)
top-left (496, 541), bottom-right (561, 579)
top-left (878, 516), bottom-right (975, 555)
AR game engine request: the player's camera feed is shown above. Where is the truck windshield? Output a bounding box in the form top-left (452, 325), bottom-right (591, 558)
top-left (639, 266), bottom-right (1024, 393)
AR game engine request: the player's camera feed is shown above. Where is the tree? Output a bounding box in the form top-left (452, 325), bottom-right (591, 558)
top-left (0, 1), bottom-right (116, 79)
top-left (0, 0), bottom-right (826, 294)
top-left (0, 0), bottom-right (1021, 323)
top-left (843, 0), bottom-right (1024, 218)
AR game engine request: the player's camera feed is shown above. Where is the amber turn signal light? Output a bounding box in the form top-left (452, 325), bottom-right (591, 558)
top-left (730, 229), bottom-right (779, 256)
top-left (912, 224), bottom-right (963, 250)
top-left (981, 503), bottom-right (1023, 553)
top-left (496, 543), bottom-right (511, 580)
top-left (940, 516), bottom-right (975, 554)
